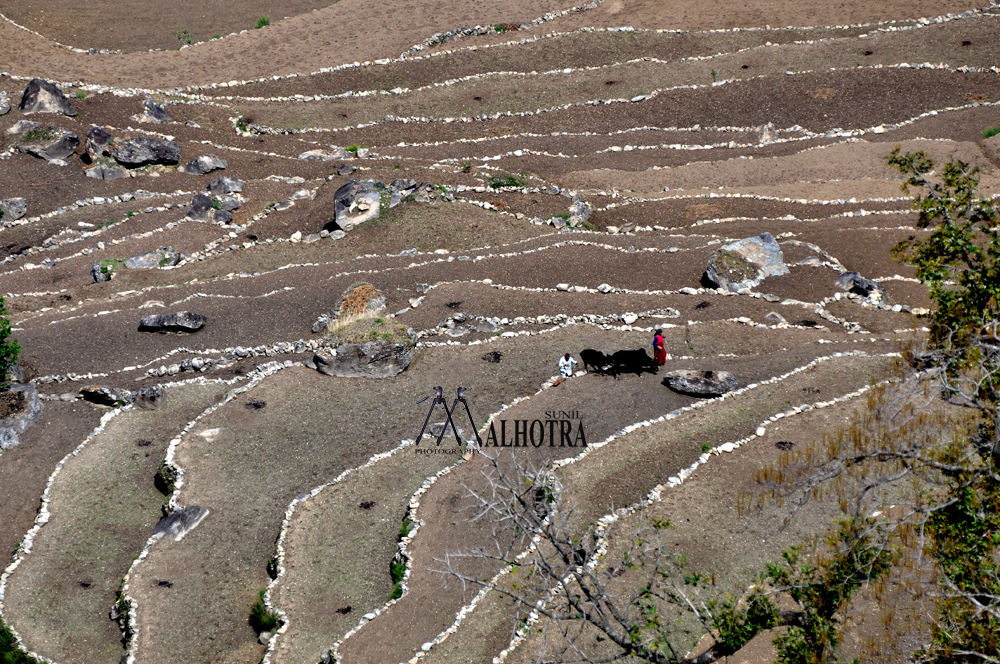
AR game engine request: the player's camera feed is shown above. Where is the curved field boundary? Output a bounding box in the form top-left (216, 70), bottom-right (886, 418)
top-left (402, 349), bottom-right (894, 664)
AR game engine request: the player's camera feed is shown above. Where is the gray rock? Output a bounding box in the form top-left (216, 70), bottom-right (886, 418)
top-left (18, 78), bottom-right (77, 116)
top-left (835, 271), bottom-right (887, 301)
top-left (0, 384), bottom-right (43, 435)
top-left (389, 179), bottom-right (418, 195)
top-left (704, 232), bottom-right (789, 292)
top-left (91, 261), bottom-right (111, 283)
top-left (17, 126), bottom-right (80, 161)
top-left (758, 122), bottom-right (776, 145)
top-left (334, 179), bottom-right (380, 231)
top-left (6, 120), bottom-right (39, 136)
top-left (181, 154), bottom-right (227, 175)
top-left (0, 198), bottom-right (27, 221)
top-left (185, 194), bottom-right (214, 222)
top-left (126, 246), bottom-right (179, 269)
top-left (298, 149), bottom-right (341, 161)
top-left (85, 126), bottom-right (113, 161)
top-left (85, 163), bottom-right (128, 180)
top-left (139, 311), bottom-right (206, 332)
top-left (765, 312), bottom-right (788, 325)
top-left (140, 97), bottom-right (171, 123)
top-left (213, 209), bottom-right (233, 224)
top-left (337, 163), bottom-right (355, 176)
top-left (7, 365), bottom-right (24, 384)
top-left (597, 283), bottom-right (614, 293)
top-left (111, 137), bottom-right (180, 167)
top-left (0, 95), bottom-right (9, 116)
top-left (151, 505), bottom-right (209, 542)
top-left (428, 421), bottom-right (464, 438)
top-left (313, 342), bottom-right (414, 378)
top-left (663, 369), bottom-right (738, 397)
top-left (259, 632), bottom-right (272, 646)
top-left (206, 176), bottom-right (243, 195)
top-left (217, 194), bottom-right (241, 211)
top-left (134, 386), bottom-right (166, 410)
top-left (0, 428), bottom-right (17, 450)
top-left (79, 385), bottom-right (133, 407)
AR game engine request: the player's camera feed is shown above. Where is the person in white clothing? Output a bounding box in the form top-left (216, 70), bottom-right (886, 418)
top-left (559, 353), bottom-right (577, 377)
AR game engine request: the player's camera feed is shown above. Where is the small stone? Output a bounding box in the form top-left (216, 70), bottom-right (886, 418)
top-left (756, 427), bottom-right (766, 436)
top-left (556, 283), bottom-right (570, 291)
top-left (0, 198), bottom-right (28, 221)
top-left (181, 154), bottom-right (227, 175)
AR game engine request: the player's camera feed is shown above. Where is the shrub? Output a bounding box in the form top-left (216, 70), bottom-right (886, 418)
top-left (255, 16), bottom-right (270, 29)
top-left (488, 174), bottom-right (526, 189)
top-left (249, 588), bottom-right (280, 633)
top-left (1, 616), bottom-right (39, 663)
top-left (0, 296), bottom-right (20, 390)
top-left (75, 91), bottom-right (85, 99)
top-left (984, 126), bottom-right (1000, 139)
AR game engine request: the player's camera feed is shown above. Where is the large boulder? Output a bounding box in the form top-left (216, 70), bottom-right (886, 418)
top-left (80, 385), bottom-right (133, 407)
top-left (0, 93), bottom-right (10, 116)
top-left (125, 246), bottom-right (179, 269)
top-left (662, 370), bottom-right (738, 397)
top-left (334, 179), bottom-right (380, 231)
top-left (85, 126), bottom-right (113, 161)
top-left (139, 311), bottom-right (207, 332)
top-left (181, 154), bottom-right (227, 175)
top-left (18, 78), bottom-right (77, 116)
top-left (16, 126), bottom-right (80, 161)
top-left (313, 342), bottom-right (413, 378)
top-left (704, 232), bottom-right (789, 292)
top-left (0, 198), bottom-right (28, 222)
top-left (135, 386), bottom-right (166, 410)
top-left (111, 137), bottom-right (181, 167)
top-left (835, 271), bottom-right (887, 301)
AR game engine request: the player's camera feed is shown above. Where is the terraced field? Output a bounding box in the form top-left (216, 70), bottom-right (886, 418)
top-left (1, 0), bottom-right (998, 663)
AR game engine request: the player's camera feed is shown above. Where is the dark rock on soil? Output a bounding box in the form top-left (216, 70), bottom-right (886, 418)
top-left (213, 210), bottom-right (233, 224)
top-left (79, 385), bottom-right (133, 407)
top-left (138, 311), bottom-right (207, 332)
top-left (704, 232), bottom-right (788, 292)
top-left (111, 137), bottom-right (181, 167)
top-left (141, 97), bottom-right (171, 123)
top-left (86, 163), bottom-right (128, 180)
top-left (17, 126), bottom-right (80, 161)
top-left (0, 198), bottom-right (28, 221)
top-left (125, 246), bottom-right (179, 269)
top-left (152, 505), bottom-right (209, 542)
top-left (91, 261), bottom-right (110, 283)
top-left (0, 384), bottom-right (43, 449)
top-left (662, 369), bottom-right (738, 397)
top-left (313, 342), bottom-right (413, 378)
top-left (18, 78), bottom-right (77, 116)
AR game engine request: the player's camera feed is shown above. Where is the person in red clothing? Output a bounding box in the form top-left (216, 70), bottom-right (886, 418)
top-left (653, 328), bottom-right (666, 365)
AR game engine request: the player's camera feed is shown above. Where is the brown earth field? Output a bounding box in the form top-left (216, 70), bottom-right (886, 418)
top-left (2, 2), bottom-right (996, 664)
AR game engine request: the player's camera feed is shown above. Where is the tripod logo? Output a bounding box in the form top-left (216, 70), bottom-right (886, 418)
top-left (415, 387), bottom-right (483, 446)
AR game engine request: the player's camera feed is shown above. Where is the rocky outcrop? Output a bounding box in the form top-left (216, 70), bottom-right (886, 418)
top-left (18, 78), bottom-right (77, 116)
top-left (5, 120), bottom-right (38, 137)
top-left (138, 311), bottom-right (207, 332)
top-left (835, 271), bottom-right (887, 301)
top-left (312, 283), bottom-right (387, 332)
top-left (125, 246), bottom-right (179, 269)
top-left (16, 126), bottom-right (80, 161)
top-left (0, 198), bottom-right (27, 221)
top-left (80, 385), bottom-right (133, 407)
top-left (313, 342), bottom-right (413, 378)
top-left (662, 370), bottom-right (738, 397)
top-left (151, 505), bottom-right (208, 542)
top-left (111, 137), bottom-right (180, 167)
top-left (704, 232), bottom-right (789, 292)
top-left (334, 179), bottom-right (380, 231)
top-left (0, 384), bottom-right (43, 449)
top-left (84, 126), bottom-right (113, 161)
top-left (181, 154), bottom-right (227, 175)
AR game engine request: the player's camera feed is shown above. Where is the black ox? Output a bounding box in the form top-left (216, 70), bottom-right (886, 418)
top-left (580, 348), bottom-right (658, 378)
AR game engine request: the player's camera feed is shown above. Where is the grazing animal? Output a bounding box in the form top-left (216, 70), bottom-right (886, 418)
top-left (580, 349), bottom-right (614, 376)
top-left (611, 349), bottom-right (658, 377)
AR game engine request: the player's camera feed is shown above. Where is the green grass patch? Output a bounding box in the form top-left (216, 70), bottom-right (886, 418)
top-left (255, 16), bottom-right (270, 29)
top-left (99, 258), bottom-right (125, 277)
top-left (21, 127), bottom-right (56, 143)
top-left (984, 126), bottom-right (1000, 139)
top-left (345, 144), bottom-right (367, 154)
top-left (327, 317), bottom-right (412, 347)
top-left (1, 616), bottom-right (40, 664)
top-left (488, 174), bottom-right (526, 189)
top-left (249, 588), bottom-right (280, 633)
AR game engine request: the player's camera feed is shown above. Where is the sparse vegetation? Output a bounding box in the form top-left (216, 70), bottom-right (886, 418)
top-left (249, 588), bottom-right (280, 633)
top-left (255, 16), bottom-right (270, 29)
top-left (0, 296), bottom-right (20, 390)
top-left (172, 27), bottom-right (193, 46)
top-left (984, 126), bottom-right (1000, 139)
top-left (75, 91), bottom-right (85, 99)
top-left (0, 617), bottom-right (39, 664)
top-left (488, 174), bottom-right (526, 189)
